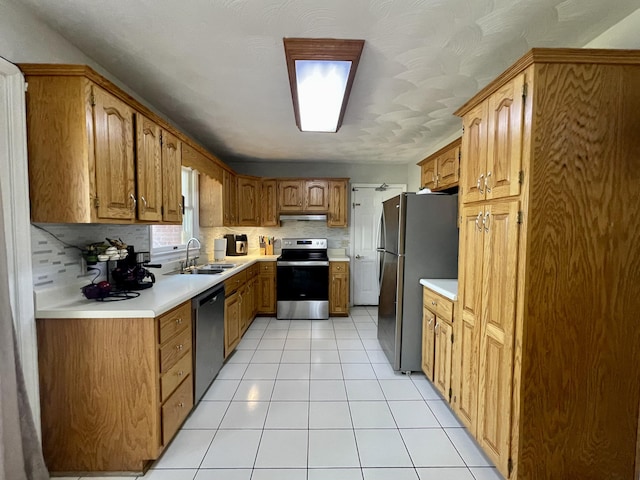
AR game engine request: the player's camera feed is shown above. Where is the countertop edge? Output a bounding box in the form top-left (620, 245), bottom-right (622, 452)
top-left (36, 256), bottom-right (280, 319)
top-left (419, 278), bottom-right (458, 301)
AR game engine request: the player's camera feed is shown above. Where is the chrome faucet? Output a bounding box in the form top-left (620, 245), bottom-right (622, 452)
top-left (185, 237), bottom-right (201, 270)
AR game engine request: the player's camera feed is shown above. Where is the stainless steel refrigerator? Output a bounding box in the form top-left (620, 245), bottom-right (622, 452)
top-left (377, 192), bottom-right (459, 372)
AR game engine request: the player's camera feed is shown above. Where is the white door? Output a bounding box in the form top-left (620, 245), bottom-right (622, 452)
top-left (351, 184), bottom-right (405, 305)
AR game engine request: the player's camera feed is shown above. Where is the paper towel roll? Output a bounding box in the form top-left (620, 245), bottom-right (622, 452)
top-left (214, 238), bottom-right (227, 261)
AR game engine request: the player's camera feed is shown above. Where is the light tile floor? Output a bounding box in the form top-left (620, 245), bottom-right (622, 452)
top-left (59, 306), bottom-right (503, 480)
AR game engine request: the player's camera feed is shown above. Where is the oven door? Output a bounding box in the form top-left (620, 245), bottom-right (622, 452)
top-left (277, 261), bottom-right (329, 319)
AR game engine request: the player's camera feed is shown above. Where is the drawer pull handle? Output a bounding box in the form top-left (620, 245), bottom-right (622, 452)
top-left (176, 344), bottom-right (184, 351)
top-left (175, 318), bottom-right (182, 325)
top-left (177, 370), bottom-right (184, 376)
top-left (432, 301), bottom-right (436, 306)
top-left (178, 402), bottom-right (184, 408)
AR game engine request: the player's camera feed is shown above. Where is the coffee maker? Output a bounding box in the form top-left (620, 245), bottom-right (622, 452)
top-left (224, 234), bottom-right (248, 256)
top-left (111, 246), bottom-right (161, 290)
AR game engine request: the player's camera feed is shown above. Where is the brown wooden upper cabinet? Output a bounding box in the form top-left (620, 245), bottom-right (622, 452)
top-left (20, 64), bottom-right (183, 224)
top-left (236, 175), bottom-right (260, 226)
top-left (223, 169), bottom-right (237, 226)
top-left (278, 179), bottom-right (304, 212)
top-left (417, 138), bottom-right (461, 191)
top-left (328, 179), bottom-right (348, 227)
top-left (260, 179), bottom-right (278, 227)
top-left (459, 75), bottom-right (523, 204)
top-left (278, 179), bottom-right (329, 212)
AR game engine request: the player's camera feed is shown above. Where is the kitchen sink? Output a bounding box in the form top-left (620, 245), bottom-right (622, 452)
top-left (165, 263), bottom-right (237, 275)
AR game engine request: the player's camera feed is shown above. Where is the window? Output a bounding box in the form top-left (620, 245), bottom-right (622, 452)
top-left (151, 166), bottom-right (199, 255)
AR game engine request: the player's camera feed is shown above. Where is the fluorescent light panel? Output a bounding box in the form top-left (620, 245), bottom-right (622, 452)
top-left (295, 60), bottom-right (351, 132)
top-left (284, 38), bottom-right (365, 133)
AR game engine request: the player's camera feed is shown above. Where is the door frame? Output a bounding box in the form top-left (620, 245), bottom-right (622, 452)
top-left (0, 58), bottom-right (40, 429)
top-left (349, 183), bottom-right (406, 305)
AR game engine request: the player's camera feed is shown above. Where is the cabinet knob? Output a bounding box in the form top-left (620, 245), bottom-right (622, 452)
top-left (178, 402), bottom-right (185, 408)
top-left (175, 318), bottom-right (182, 325)
top-left (177, 370), bottom-right (184, 377)
top-left (175, 344), bottom-right (183, 351)
top-left (432, 301), bottom-right (436, 306)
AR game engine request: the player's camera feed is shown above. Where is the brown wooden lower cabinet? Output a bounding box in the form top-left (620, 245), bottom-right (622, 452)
top-left (421, 286), bottom-right (454, 402)
top-left (329, 261), bottom-right (349, 316)
top-left (36, 301), bottom-right (193, 474)
top-left (257, 261), bottom-right (276, 315)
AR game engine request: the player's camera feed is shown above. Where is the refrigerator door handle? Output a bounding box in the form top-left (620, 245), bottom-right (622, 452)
top-left (378, 210), bottom-right (385, 251)
top-left (378, 249), bottom-right (384, 293)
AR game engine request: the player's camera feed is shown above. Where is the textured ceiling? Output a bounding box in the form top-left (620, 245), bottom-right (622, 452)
top-left (14, 0), bottom-right (640, 165)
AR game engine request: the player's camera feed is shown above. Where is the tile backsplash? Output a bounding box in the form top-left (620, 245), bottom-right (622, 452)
top-left (200, 222), bottom-right (349, 260)
top-left (31, 224), bottom-right (150, 290)
top-left (31, 221), bottom-right (349, 289)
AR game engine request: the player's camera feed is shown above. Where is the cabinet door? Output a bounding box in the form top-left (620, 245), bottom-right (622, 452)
top-left (92, 85), bottom-right (135, 220)
top-left (421, 158), bottom-right (437, 190)
top-left (199, 173), bottom-right (223, 227)
top-left (161, 130), bottom-right (183, 223)
top-left (261, 179), bottom-right (278, 226)
top-left (258, 264), bottom-right (276, 314)
top-left (422, 306), bottom-right (435, 381)
top-left (460, 102), bottom-right (488, 204)
top-left (329, 272), bottom-right (349, 315)
top-left (437, 145), bottom-right (460, 190)
top-left (136, 114), bottom-right (162, 222)
top-left (304, 180), bottom-right (329, 211)
top-left (453, 205), bottom-right (485, 432)
top-left (434, 319), bottom-right (453, 401)
top-left (477, 200), bottom-right (520, 475)
top-left (239, 284), bottom-right (249, 334)
top-left (224, 291), bottom-right (241, 358)
top-left (328, 180), bottom-right (348, 227)
top-left (223, 170), bottom-right (237, 226)
top-left (278, 180), bottom-right (304, 212)
top-left (485, 73), bottom-right (524, 201)
top-left (237, 176), bottom-right (260, 226)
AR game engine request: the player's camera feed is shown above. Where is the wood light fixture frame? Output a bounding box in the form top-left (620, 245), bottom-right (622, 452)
top-left (283, 38), bottom-right (365, 132)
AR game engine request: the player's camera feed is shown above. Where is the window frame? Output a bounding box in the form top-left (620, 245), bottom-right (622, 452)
top-left (150, 166), bottom-right (199, 261)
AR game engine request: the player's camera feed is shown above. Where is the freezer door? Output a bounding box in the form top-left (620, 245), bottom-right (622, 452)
top-left (382, 195), bottom-right (401, 255)
top-left (377, 251), bottom-right (402, 370)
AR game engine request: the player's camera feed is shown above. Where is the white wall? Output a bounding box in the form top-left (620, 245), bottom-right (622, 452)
top-left (585, 8), bottom-right (640, 48)
top-left (227, 160), bottom-right (410, 187)
top-left (0, 0), bottom-right (94, 64)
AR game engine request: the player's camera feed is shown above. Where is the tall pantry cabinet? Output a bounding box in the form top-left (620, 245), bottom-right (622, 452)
top-left (452, 49), bottom-right (640, 479)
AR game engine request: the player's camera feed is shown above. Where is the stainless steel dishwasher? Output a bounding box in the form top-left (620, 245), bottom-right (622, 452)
top-left (192, 284), bottom-right (225, 403)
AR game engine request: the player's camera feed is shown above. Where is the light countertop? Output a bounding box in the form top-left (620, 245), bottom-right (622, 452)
top-left (36, 255), bottom-right (279, 319)
top-left (419, 278), bottom-right (458, 301)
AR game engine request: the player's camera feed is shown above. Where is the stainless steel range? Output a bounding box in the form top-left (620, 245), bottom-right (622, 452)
top-left (276, 238), bottom-right (329, 320)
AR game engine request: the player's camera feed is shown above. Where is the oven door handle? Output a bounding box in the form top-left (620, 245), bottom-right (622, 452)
top-left (277, 261), bottom-right (330, 267)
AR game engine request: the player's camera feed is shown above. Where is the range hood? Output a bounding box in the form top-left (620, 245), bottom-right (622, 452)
top-left (279, 214), bottom-right (327, 222)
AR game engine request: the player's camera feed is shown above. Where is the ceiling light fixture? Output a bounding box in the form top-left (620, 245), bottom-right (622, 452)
top-left (283, 38), bottom-right (365, 133)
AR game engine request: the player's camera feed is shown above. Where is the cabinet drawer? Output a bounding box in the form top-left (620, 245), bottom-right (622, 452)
top-left (259, 261), bottom-right (276, 274)
top-left (159, 326), bottom-right (192, 374)
top-left (246, 263), bottom-right (259, 279)
top-left (158, 302), bottom-right (191, 344)
top-left (161, 376), bottom-right (193, 446)
top-left (225, 270), bottom-right (247, 294)
top-left (330, 262), bottom-right (348, 273)
top-left (161, 349), bottom-right (192, 403)
top-left (423, 288), bottom-right (454, 322)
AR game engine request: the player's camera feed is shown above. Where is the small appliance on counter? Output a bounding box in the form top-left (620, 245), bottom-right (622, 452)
top-left (111, 246), bottom-right (162, 290)
top-left (224, 234), bottom-right (248, 256)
